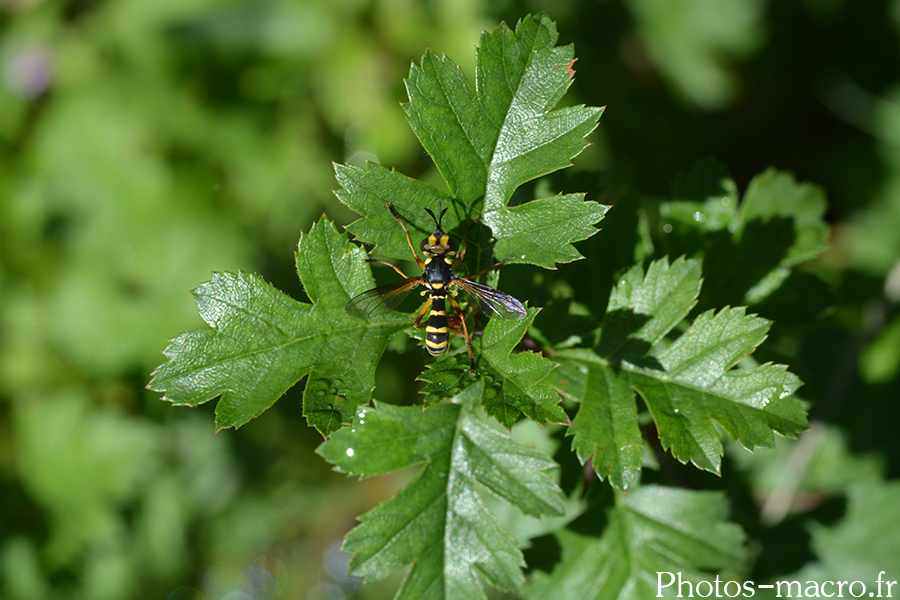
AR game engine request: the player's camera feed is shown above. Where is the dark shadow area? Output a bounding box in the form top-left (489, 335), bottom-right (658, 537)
top-left (750, 495), bottom-right (847, 580)
top-left (550, 426), bottom-right (589, 497)
top-left (521, 532), bottom-right (563, 576)
top-left (701, 218), bottom-right (797, 310)
top-left (523, 482), bottom-right (616, 576)
top-left (597, 308), bottom-right (664, 371)
top-left (658, 216), bottom-right (797, 311)
top-left (839, 377), bottom-right (900, 480)
top-left (754, 271), bottom-right (834, 329)
top-left (530, 297), bottom-right (600, 350)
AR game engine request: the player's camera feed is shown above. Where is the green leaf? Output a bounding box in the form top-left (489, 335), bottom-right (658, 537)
top-left (628, 307), bottom-right (807, 472)
top-left (402, 49), bottom-right (493, 204)
top-left (474, 16), bottom-right (602, 212)
top-left (567, 257), bottom-right (700, 486)
top-left (526, 486), bottom-right (748, 599)
top-left (599, 256), bottom-right (702, 363)
top-left (148, 218), bottom-right (407, 435)
top-left (560, 257), bottom-right (808, 484)
top-left (334, 162), bottom-right (458, 262)
top-left (404, 14), bottom-right (601, 205)
top-left (342, 13), bottom-right (606, 269)
top-left (317, 383), bottom-right (566, 600)
top-left (419, 308), bottom-right (568, 428)
top-left (570, 361), bottom-right (643, 490)
top-left (490, 195), bottom-right (611, 269)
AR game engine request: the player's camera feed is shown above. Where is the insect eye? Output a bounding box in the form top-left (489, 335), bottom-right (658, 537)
top-left (447, 238), bottom-right (458, 253)
top-left (420, 238), bottom-right (430, 252)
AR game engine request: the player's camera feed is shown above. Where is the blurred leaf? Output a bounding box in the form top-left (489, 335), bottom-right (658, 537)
top-left (1, 83), bottom-right (255, 382)
top-left (860, 312), bottom-right (900, 382)
top-left (740, 169), bottom-right (830, 265)
top-left (12, 391), bottom-right (160, 563)
top-left (728, 423), bottom-right (883, 499)
top-left (317, 384), bottom-right (565, 600)
top-left (846, 183), bottom-right (900, 276)
top-left (149, 218), bottom-right (407, 435)
top-left (626, 0), bottom-right (766, 108)
top-left (0, 537), bottom-right (49, 600)
top-left (419, 308), bottom-right (568, 428)
top-left (526, 486), bottom-right (748, 599)
top-left (659, 163), bottom-right (829, 308)
top-left (848, 88), bottom-right (900, 274)
top-left (787, 481), bottom-right (900, 586)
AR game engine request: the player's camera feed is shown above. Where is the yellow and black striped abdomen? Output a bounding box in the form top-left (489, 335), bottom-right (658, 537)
top-left (424, 294), bottom-right (450, 356)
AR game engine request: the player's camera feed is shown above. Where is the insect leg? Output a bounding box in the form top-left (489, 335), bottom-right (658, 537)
top-left (413, 295), bottom-right (433, 328)
top-left (451, 217), bottom-right (480, 269)
top-left (387, 203), bottom-right (426, 269)
top-left (448, 294), bottom-right (475, 372)
top-left (366, 258), bottom-right (413, 279)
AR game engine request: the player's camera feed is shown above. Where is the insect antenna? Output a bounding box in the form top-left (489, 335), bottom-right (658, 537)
top-left (424, 201), bottom-right (447, 229)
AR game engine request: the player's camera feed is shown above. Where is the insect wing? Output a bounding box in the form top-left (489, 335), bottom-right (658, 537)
top-left (454, 278), bottom-right (527, 320)
top-left (345, 278), bottom-right (420, 318)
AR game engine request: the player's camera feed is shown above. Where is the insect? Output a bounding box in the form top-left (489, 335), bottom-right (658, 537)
top-left (345, 202), bottom-right (527, 371)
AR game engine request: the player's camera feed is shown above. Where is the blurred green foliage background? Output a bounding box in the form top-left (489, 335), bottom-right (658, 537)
top-left (1, 0), bottom-right (899, 599)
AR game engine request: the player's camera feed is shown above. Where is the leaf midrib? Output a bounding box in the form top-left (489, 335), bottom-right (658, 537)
top-left (483, 23), bottom-right (545, 212)
top-left (626, 366), bottom-right (806, 428)
top-left (165, 317), bottom-right (409, 380)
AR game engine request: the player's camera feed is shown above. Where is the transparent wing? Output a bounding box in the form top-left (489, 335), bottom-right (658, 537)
top-left (453, 277), bottom-right (527, 320)
top-left (345, 278), bottom-right (421, 318)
